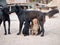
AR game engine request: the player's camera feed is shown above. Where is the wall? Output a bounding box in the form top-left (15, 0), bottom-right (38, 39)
top-left (6, 0), bottom-right (27, 4)
top-left (0, 0), bottom-right (7, 5)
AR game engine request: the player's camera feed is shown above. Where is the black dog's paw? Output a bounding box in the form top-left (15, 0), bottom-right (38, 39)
top-left (17, 33), bottom-right (20, 35)
top-left (8, 32), bottom-right (11, 34)
top-left (41, 34), bottom-right (44, 37)
top-left (24, 34), bottom-right (29, 36)
top-left (4, 33), bottom-right (7, 35)
top-left (37, 32), bottom-right (41, 36)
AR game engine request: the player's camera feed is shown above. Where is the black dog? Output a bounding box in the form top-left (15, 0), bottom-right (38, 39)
top-left (0, 6), bottom-right (13, 35)
top-left (12, 5), bottom-right (59, 36)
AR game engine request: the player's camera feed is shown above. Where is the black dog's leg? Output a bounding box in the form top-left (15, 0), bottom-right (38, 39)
top-left (23, 19), bottom-right (30, 36)
top-left (17, 20), bottom-right (23, 35)
top-left (8, 20), bottom-right (11, 34)
top-left (3, 21), bottom-right (7, 35)
top-left (0, 19), bottom-right (2, 26)
top-left (37, 27), bottom-right (41, 35)
top-left (40, 22), bottom-right (44, 37)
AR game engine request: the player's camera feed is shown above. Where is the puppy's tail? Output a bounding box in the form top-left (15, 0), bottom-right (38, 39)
top-left (47, 9), bottom-right (59, 18)
top-left (0, 19), bottom-right (2, 26)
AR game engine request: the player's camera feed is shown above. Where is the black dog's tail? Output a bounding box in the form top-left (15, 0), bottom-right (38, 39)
top-left (47, 9), bottom-right (59, 18)
top-left (0, 19), bottom-right (2, 26)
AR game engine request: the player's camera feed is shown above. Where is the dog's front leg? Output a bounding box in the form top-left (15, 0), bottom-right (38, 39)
top-left (8, 20), bottom-right (11, 34)
top-left (3, 21), bottom-right (7, 35)
top-left (17, 20), bottom-right (23, 35)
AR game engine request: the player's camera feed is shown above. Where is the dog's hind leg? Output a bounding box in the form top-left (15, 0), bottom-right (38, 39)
top-left (3, 21), bottom-right (7, 35)
top-left (8, 20), bottom-right (11, 34)
top-left (40, 22), bottom-right (44, 37)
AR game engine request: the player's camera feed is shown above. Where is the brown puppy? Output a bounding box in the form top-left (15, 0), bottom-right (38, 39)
top-left (30, 18), bottom-right (40, 35)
